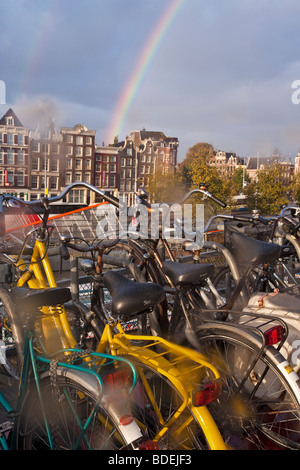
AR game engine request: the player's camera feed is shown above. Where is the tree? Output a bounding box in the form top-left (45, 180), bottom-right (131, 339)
top-left (245, 163), bottom-right (290, 214)
top-left (146, 171), bottom-right (185, 203)
top-left (177, 142), bottom-right (215, 189)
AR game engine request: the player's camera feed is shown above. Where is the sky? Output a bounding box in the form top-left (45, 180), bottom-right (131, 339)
top-left (1, 0), bottom-right (300, 163)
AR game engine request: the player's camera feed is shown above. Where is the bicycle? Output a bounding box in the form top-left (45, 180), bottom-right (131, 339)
top-left (62, 234), bottom-right (300, 450)
top-left (0, 183), bottom-right (228, 450)
top-left (0, 284), bottom-right (150, 450)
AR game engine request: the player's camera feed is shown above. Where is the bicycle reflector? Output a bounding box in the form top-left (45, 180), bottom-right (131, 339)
top-left (264, 325), bottom-right (285, 346)
top-left (138, 440), bottom-right (159, 450)
top-left (192, 379), bottom-right (222, 406)
top-left (102, 368), bottom-right (132, 390)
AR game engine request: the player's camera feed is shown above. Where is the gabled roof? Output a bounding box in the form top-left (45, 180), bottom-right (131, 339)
top-left (0, 108), bottom-right (24, 127)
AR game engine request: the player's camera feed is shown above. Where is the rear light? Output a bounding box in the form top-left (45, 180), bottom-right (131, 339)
top-left (264, 325), bottom-right (285, 346)
top-left (192, 379), bottom-right (222, 406)
top-left (102, 368), bottom-right (132, 390)
top-left (138, 440), bottom-right (159, 450)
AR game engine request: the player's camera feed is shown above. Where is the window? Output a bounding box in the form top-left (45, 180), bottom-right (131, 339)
top-left (7, 149), bottom-right (14, 164)
top-left (66, 159), bottom-right (72, 169)
top-left (102, 174), bottom-right (109, 187)
top-left (76, 146), bottom-right (83, 156)
top-left (7, 133), bottom-right (14, 145)
top-left (68, 189), bottom-right (85, 204)
top-left (0, 150), bottom-right (3, 164)
top-left (65, 173), bottom-right (72, 185)
top-left (17, 150), bottom-right (25, 165)
top-left (85, 147), bottom-right (92, 156)
top-left (127, 148), bottom-right (132, 156)
top-left (85, 159), bottom-right (91, 170)
top-left (109, 175), bottom-right (116, 187)
top-left (127, 158), bottom-right (132, 166)
top-left (95, 163), bottom-right (100, 172)
top-left (32, 158), bottom-right (39, 171)
top-left (76, 136), bottom-right (83, 145)
top-left (95, 175), bottom-right (100, 186)
top-left (0, 133), bottom-right (3, 144)
top-left (66, 135), bottom-right (73, 143)
top-left (110, 163), bottom-right (116, 172)
top-left (85, 137), bottom-right (92, 145)
top-left (75, 159), bottom-right (82, 170)
top-left (18, 134), bottom-right (24, 146)
top-left (66, 146), bottom-right (73, 155)
top-left (17, 172), bottom-right (24, 186)
top-left (6, 117), bottom-right (14, 126)
top-left (52, 143), bottom-right (59, 154)
top-left (121, 158), bottom-right (126, 167)
top-left (0, 170), bottom-right (3, 185)
top-left (41, 159), bottom-right (49, 172)
top-left (51, 159), bottom-right (58, 172)
top-left (75, 172), bottom-right (81, 181)
top-left (7, 170), bottom-right (14, 185)
top-left (41, 143), bottom-right (50, 154)
top-left (31, 141), bottom-right (39, 152)
top-left (84, 173), bottom-right (90, 183)
top-left (50, 176), bottom-right (57, 190)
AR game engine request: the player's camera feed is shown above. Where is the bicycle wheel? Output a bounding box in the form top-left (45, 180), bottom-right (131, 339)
top-left (124, 357), bottom-right (224, 450)
top-left (0, 286), bottom-right (22, 378)
top-left (212, 267), bottom-right (236, 308)
top-left (100, 239), bottom-right (169, 336)
top-left (195, 322), bottom-right (300, 450)
top-left (17, 368), bottom-right (144, 450)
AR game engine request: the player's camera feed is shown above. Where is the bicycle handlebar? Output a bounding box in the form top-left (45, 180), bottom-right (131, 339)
top-left (179, 184), bottom-right (227, 209)
top-left (204, 213), bottom-right (269, 233)
top-left (0, 181), bottom-right (123, 212)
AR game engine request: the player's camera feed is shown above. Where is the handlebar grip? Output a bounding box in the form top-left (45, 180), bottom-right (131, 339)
top-left (60, 243), bottom-right (70, 261)
top-left (209, 194), bottom-right (227, 208)
top-left (257, 216), bottom-right (269, 225)
top-left (102, 193), bottom-right (121, 208)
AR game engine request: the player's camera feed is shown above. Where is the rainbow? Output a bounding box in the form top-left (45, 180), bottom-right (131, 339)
top-left (105, 0), bottom-right (186, 144)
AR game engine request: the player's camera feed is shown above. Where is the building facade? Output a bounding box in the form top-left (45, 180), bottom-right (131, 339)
top-left (0, 108), bottom-right (179, 205)
top-left (116, 129), bottom-right (179, 204)
top-left (0, 108), bottom-right (29, 198)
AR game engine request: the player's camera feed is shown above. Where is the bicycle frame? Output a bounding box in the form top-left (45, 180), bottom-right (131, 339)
top-left (95, 320), bottom-right (226, 450)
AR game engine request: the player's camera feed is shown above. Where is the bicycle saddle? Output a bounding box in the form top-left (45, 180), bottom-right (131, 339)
top-left (161, 260), bottom-right (214, 286)
top-left (102, 271), bottom-right (166, 319)
top-left (12, 287), bottom-right (72, 312)
top-left (230, 231), bottom-right (282, 266)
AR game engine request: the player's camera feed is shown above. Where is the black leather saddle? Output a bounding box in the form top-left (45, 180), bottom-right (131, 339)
top-left (161, 260), bottom-right (214, 287)
top-left (102, 271), bottom-right (166, 319)
top-left (230, 231), bottom-right (283, 266)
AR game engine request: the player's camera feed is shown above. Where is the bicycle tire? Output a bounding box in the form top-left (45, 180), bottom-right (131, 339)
top-left (194, 322), bottom-right (300, 450)
top-left (0, 286), bottom-right (23, 378)
top-left (17, 368), bottom-right (144, 450)
top-left (120, 356), bottom-right (225, 450)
